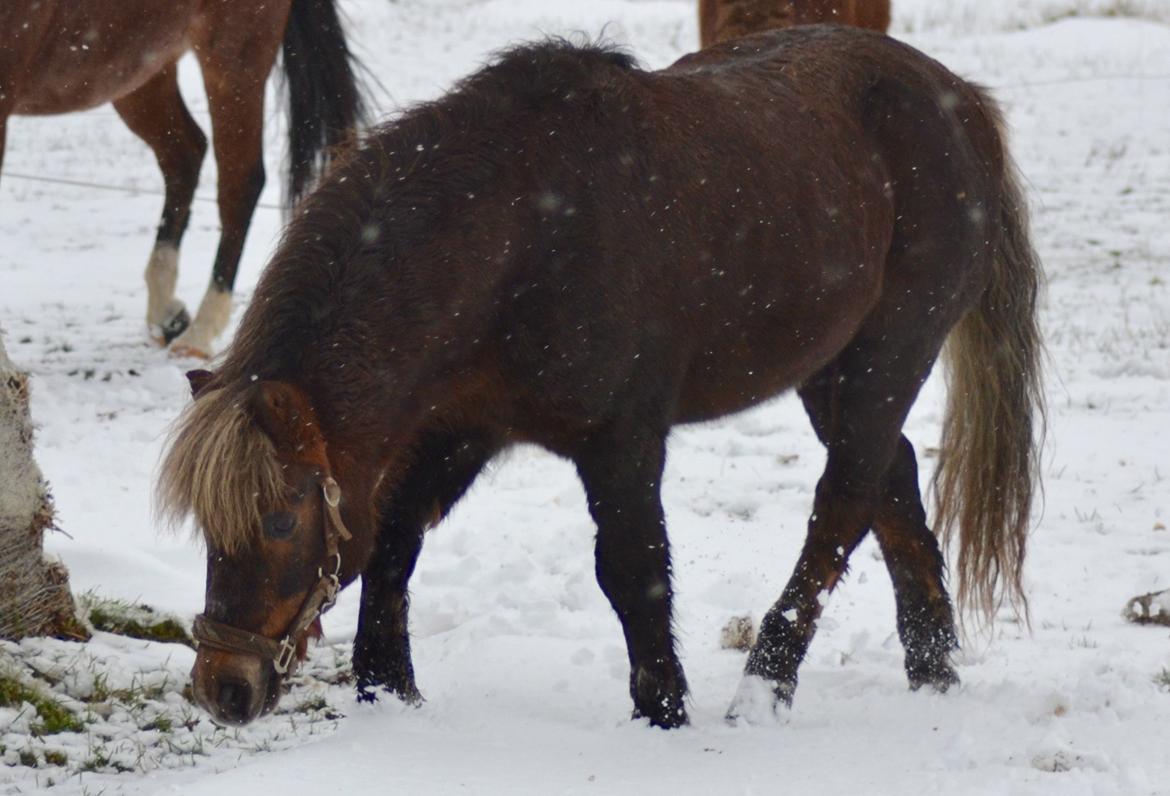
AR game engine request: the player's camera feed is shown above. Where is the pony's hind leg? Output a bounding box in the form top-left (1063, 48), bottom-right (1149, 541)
top-left (729, 413), bottom-right (878, 718)
top-left (353, 430), bottom-right (498, 704)
top-left (113, 65), bottom-right (207, 344)
top-left (872, 436), bottom-right (959, 691)
top-left (574, 423), bottom-right (687, 729)
top-left (730, 339), bottom-right (947, 719)
top-left (795, 369), bottom-right (959, 690)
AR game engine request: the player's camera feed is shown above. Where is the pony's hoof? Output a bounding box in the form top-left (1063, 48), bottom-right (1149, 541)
top-left (632, 703), bottom-right (688, 730)
top-left (724, 675), bottom-right (793, 726)
top-left (356, 681), bottom-right (424, 707)
top-left (909, 666), bottom-right (960, 694)
top-left (151, 303), bottom-right (191, 345)
top-left (631, 663), bottom-right (688, 729)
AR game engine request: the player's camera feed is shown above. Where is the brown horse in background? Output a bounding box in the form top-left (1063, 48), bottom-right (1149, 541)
top-left (159, 28), bottom-right (1042, 728)
top-left (0, 0), bottom-right (365, 357)
top-left (700, 0), bottom-right (892, 47)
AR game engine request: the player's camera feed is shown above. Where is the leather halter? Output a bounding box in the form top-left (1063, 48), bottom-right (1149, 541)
top-left (193, 476), bottom-right (353, 675)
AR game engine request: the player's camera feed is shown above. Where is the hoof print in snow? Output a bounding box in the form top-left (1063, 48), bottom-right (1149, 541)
top-left (1030, 750), bottom-right (1110, 774)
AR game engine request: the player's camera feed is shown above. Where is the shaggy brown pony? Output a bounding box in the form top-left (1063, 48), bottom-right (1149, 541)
top-left (700, 0), bottom-right (892, 47)
top-left (159, 28), bottom-right (1043, 729)
top-left (0, 0), bottom-right (365, 357)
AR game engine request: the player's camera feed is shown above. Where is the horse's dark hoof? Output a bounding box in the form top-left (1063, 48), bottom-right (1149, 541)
top-left (908, 665), bottom-right (960, 694)
top-left (356, 680), bottom-right (424, 707)
top-left (631, 663), bottom-right (688, 729)
top-left (634, 707), bottom-right (689, 729)
top-left (160, 306), bottom-right (192, 344)
top-left (632, 695), bottom-right (689, 729)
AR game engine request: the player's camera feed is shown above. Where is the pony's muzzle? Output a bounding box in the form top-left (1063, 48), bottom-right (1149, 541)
top-left (191, 649), bottom-right (280, 726)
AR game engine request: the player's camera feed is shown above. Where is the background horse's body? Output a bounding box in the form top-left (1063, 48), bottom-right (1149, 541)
top-left (161, 28), bottom-right (1042, 728)
top-left (0, 0), bottom-right (364, 356)
top-left (699, 0), bottom-right (892, 47)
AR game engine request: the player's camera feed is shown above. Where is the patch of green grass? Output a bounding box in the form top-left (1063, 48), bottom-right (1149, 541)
top-left (77, 746), bottom-right (132, 774)
top-left (44, 750), bottom-right (68, 767)
top-left (84, 671), bottom-right (177, 710)
top-left (0, 673), bottom-right (84, 735)
top-left (1155, 668), bottom-right (1170, 691)
top-left (279, 695), bottom-right (344, 721)
top-left (80, 593), bottom-right (194, 648)
top-left (18, 750), bottom-right (38, 768)
top-left (78, 750), bottom-right (109, 773)
top-left (141, 715), bottom-right (173, 733)
top-left (293, 696), bottom-right (329, 713)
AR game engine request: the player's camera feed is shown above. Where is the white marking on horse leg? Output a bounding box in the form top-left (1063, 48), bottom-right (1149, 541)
top-left (144, 244), bottom-right (189, 341)
top-left (169, 286), bottom-right (231, 359)
top-left (724, 675), bottom-right (792, 726)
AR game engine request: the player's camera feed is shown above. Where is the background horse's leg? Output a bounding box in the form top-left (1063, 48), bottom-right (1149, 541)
top-left (575, 422), bottom-right (687, 729)
top-left (171, 30), bottom-right (282, 358)
top-left (872, 436), bottom-right (960, 690)
top-left (698, 0), bottom-right (718, 48)
top-left (113, 65), bottom-right (207, 344)
top-left (354, 431), bottom-right (498, 704)
top-left (854, 0), bottom-right (892, 32)
top-left (731, 334), bottom-right (947, 718)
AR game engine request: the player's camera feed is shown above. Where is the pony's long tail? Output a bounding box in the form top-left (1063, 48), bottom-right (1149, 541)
top-left (932, 98), bottom-right (1045, 626)
top-left (281, 0), bottom-right (368, 205)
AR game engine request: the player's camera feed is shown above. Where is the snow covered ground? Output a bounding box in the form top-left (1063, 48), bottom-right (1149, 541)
top-left (2, 0), bottom-right (1169, 793)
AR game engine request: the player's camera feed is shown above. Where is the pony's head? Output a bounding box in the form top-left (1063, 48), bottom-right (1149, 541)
top-left (158, 370), bottom-right (374, 725)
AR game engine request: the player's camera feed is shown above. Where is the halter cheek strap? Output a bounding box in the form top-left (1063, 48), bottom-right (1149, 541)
top-left (193, 476), bottom-right (353, 675)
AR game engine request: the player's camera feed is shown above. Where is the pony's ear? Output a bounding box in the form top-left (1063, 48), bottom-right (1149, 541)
top-left (250, 381), bottom-right (325, 456)
top-left (186, 369), bottom-right (216, 398)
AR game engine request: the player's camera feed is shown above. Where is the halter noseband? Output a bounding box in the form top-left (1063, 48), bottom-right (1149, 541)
top-left (193, 476), bottom-right (354, 675)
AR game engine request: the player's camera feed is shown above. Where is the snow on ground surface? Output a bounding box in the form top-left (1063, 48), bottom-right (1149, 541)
top-left (2, 0), bottom-right (1169, 793)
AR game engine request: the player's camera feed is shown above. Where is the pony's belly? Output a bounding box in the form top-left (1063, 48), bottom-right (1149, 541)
top-left (673, 278), bottom-right (882, 424)
top-left (675, 363), bottom-right (805, 424)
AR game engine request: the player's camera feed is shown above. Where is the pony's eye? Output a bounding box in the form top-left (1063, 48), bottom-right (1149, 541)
top-left (262, 512), bottom-right (298, 539)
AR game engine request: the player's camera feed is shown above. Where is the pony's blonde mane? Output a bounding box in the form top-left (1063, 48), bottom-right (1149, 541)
top-left (156, 387), bottom-right (288, 554)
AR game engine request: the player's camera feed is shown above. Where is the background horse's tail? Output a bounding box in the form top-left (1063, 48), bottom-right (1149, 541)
top-left (281, 0), bottom-right (368, 204)
top-left (932, 95), bottom-right (1045, 626)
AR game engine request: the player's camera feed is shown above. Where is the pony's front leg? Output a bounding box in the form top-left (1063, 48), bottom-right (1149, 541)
top-left (575, 427), bottom-right (687, 729)
top-left (352, 431), bottom-right (495, 704)
top-left (354, 523), bottom-right (426, 704)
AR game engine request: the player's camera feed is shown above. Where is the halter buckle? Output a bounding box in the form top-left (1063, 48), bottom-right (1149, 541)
top-left (322, 476), bottom-right (342, 508)
top-left (273, 636), bottom-right (298, 675)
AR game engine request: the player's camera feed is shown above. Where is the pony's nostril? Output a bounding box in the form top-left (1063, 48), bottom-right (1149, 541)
top-left (217, 680), bottom-right (253, 723)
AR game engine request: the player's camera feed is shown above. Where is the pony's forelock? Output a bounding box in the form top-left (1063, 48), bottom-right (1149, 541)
top-left (156, 386), bottom-right (289, 553)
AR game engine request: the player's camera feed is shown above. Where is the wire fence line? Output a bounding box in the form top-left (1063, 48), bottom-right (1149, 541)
top-left (1, 72), bottom-right (1166, 202)
top-left (0, 172), bottom-right (284, 211)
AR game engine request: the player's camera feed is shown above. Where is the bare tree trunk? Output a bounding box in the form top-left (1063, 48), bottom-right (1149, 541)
top-left (0, 329), bottom-right (86, 639)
